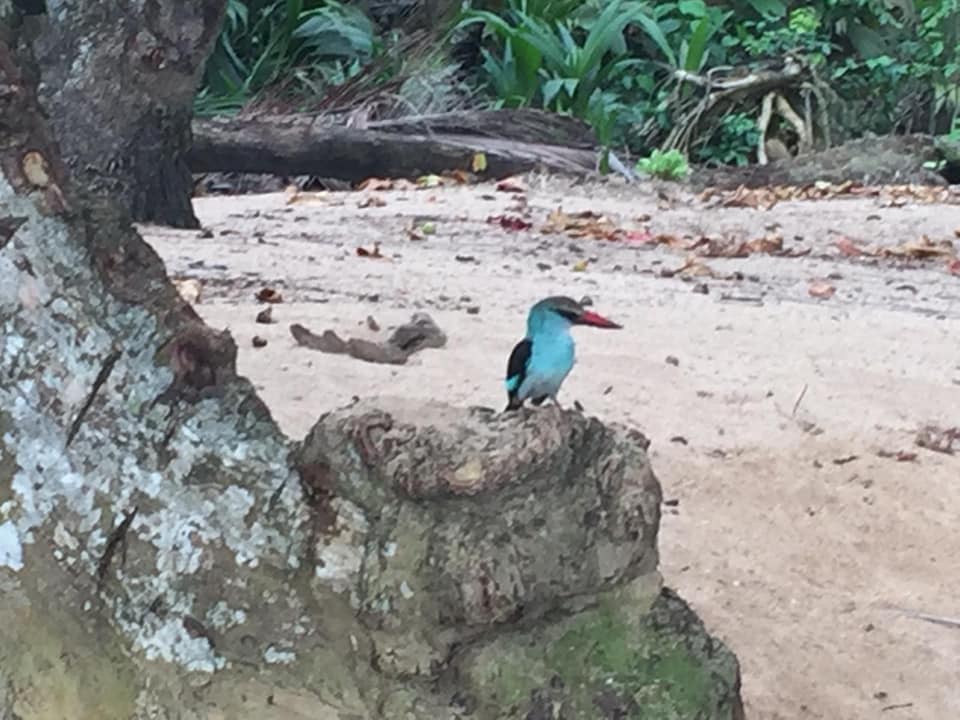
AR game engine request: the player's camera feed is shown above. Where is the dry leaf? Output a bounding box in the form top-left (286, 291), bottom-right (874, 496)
top-left (877, 449), bottom-right (918, 462)
top-left (542, 208), bottom-right (619, 240)
top-left (653, 233), bottom-right (690, 249)
top-left (357, 195), bottom-right (387, 209)
top-left (446, 169), bottom-right (472, 184)
top-left (808, 281), bottom-right (836, 299)
top-left (623, 228), bottom-right (655, 244)
top-left (284, 184), bottom-right (301, 204)
top-left (487, 214), bottom-right (532, 231)
top-left (742, 233), bottom-right (784, 254)
top-left (356, 243), bottom-right (384, 258)
top-left (496, 177), bottom-right (527, 194)
top-left (834, 237), bottom-right (866, 257)
top-left (880, 235), bottom-right (955, 259)
top-left (174, 278), bottom-right (202, 305)
top-left (285, 189), bottom-right (334, 205)
top-left (915, 425), bottom-right (960, 454)
top-left (357, 177), bottom-right (396, 191)
top-left (471, 152), bottom-right (488, 173)
top-left (703, 182), bottom-right (960, 209)
top-left (675, 256), bottom-right (716, 277)
top-left (256, 287), bottom-right (283, 304)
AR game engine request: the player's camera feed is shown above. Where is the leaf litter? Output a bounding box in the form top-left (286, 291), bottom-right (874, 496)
top-left (700, 182), bottom-right (960, 210)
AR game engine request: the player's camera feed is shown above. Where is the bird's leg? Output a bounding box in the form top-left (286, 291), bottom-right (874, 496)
top-left (550, 394), bottom-right (563, 412)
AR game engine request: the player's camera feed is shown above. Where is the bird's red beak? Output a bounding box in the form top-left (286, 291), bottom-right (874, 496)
top-left (578, 310), bottom-right (622, 329)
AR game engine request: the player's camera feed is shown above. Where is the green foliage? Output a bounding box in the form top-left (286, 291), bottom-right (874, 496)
top-left (635, 148), bottom-right (690, 179)
top-left (455, 0), bottom-right (659, 118)
top-left (197, 0), bottom-right (378, 115)
top-left (198, 0), bottom-right (960, 171)
top-left (696, 112), bottom-right (761, 166)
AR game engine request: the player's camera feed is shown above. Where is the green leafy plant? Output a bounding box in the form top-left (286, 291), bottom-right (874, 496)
top-left (635, 148), bottom-right (690, 179)
top-left (696, 112), bottom-right (760, 166)
top-left (198, 0), bottom-right (378, 115)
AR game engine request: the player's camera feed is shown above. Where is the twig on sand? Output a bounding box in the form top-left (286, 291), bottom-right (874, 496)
top-left (881, 703), bottom-right (914, 713)
top-left (792, 383), bottom-right (808, 417)
top-left (887, 605), bottom-right (960, 630)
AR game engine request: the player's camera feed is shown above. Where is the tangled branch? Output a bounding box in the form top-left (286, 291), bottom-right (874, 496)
top-left (659, 54), bottom-right (834, 161)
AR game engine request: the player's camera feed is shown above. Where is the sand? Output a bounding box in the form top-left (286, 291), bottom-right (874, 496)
top-left (144, 174), bottom-right (960, 719)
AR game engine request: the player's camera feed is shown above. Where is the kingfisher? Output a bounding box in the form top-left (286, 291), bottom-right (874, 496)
top-left (504, 296), bottom-right (622, 411)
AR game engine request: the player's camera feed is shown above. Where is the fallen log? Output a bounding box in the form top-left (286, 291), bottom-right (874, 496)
top-left (189, 110), bottom-right (600, 181)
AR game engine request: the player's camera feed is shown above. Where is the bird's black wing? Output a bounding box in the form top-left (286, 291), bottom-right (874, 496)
top-left (504, 338), bottom-right (532, 411)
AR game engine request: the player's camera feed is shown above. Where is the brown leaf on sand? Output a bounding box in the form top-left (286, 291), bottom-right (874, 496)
top-left (357, 195), bottom-right (387, 208)
top-left (915, 424), bottom-right (960, 455)
top-left (675, 256), bottom-right (716, 277)
top-left (719, 185), bottom-right (779, 210)
top-left (255, 287), bottom-right (283, 304)
top-left (742, 232), bottom-right (784, 254)
top-left (356, 242), bottom-right (384, 258)
top-left (496, 177), bottom-right (527, 194)
top-left (446, 169), bottom-right (473, 184)
top-left (487, 214), bottom-right (532, 231)
top-left (834, 236), bottom-right (866, 257)
top-left (651, 233), bottom-right (689, 249)
top-left (880, 235), bottom-right (956, 259)
top-left (542, 208), bottom-right (619, 240)
top-left (687, 232), bottom-right (784, 258)
top-left (876, 449), bottom-right (918, 462)
top-left (808, 281), bottom-right (836, 299)
top-left (357, 177), bottom-right (401, 191)
top-left (623, 228), bottom-right (655, 244)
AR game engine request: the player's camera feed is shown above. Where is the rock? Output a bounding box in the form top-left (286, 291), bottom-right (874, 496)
top-left (696, 133), bottom-right (947, 189)
top-left (387, 312), bottom-right (447, 353)
top-left (460, 585), bottom-right (745, 719)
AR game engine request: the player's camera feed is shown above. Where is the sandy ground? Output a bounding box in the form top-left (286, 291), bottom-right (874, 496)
top-left (144, 175), bottom-right (960, 720)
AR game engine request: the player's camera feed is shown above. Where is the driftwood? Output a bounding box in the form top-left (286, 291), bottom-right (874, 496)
top-left (189, 109), bottom-right (600, 181)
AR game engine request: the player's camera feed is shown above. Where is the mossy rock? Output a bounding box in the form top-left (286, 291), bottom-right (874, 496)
top-left (458, 584), bottom-right (744, 720)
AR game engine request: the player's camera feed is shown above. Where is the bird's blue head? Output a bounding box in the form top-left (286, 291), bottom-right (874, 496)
top-left (526, 296), bottom-right (622, 337)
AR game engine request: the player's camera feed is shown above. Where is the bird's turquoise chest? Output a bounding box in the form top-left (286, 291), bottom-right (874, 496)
top-left (518, 324), bottom-right (575, 401)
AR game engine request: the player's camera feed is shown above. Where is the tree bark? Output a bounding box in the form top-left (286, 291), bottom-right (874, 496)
top-left (27, 0), bottom-right (226, 229)
top-left (0, 8), bottom-right (743, 719)
top-left (189, 111), bottom-right (600, 181)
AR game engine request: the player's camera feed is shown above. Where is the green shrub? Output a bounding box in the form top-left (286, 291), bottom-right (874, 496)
top-left (197, 0), bottom-right (378, 115)
top-left (635, 148), bottom-right (690, 179)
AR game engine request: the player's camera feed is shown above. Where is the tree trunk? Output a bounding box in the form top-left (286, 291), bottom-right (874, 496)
top-left (26, 0), bottom-right (226, 229)
top-left (189, 111), bottom-right (599, 181)
top-left (0, 8), bottom-right (744, 719)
